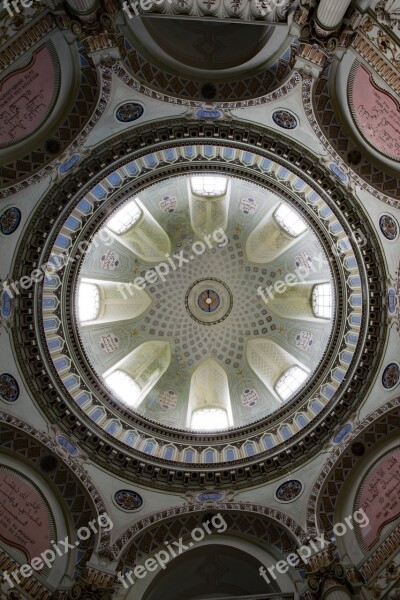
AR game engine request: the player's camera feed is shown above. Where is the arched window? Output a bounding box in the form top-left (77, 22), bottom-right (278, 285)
top-left (274, 203), bottom-right (307, 237)
top-left (191, 176), bottom-right (227, 197)
top-left (106, 200), bottom-right (142, 234)
top-left (275, 366), bottom-right (308, 401)
top-left (312, 283), bottom-right (333, 319)
top-left (78, 282), bottom-right (100, 322)
top-left (191, 407), bottom-right (229, 431)
top-left (104, 370), bottom-right (141, 407)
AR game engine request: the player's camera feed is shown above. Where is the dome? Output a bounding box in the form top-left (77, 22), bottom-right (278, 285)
top-left (73, 174), bottom-right (335, 432)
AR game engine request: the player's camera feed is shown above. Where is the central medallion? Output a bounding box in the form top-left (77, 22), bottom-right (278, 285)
top-left (185, 278), bottom-right (233, 325)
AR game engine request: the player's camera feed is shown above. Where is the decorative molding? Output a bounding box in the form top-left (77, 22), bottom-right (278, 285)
top-left (9, 118), bottom-right (387, 491)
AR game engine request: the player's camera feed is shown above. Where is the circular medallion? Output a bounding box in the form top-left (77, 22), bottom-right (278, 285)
top-left (0, 207), bottom-right (21, 236)
top-left (379, 214), bottom-right (398, 241)
top-left (0, 373), bottom-right (19, 402)
top-left (382, 363), bottom-right (400, 389)
top-left (114, 489), bottom-right (143, 511)
top-left (185, 278), bottom-right (233, 325)
top-left (275, 480), bottom-right (302, 502)
top-left (116, 103), bottom-right (144, 123)
top-left (272, 110), bottom-right (298, 130)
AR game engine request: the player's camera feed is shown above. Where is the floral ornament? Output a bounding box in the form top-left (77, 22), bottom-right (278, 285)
top-left (0, 373), bottom-right (19, 402)
top-left (275, 480), bottom-right (302, 501)
top-left (116, 103), bottom-right (144, 122)
top-left (114, 489), bottom-right (143, 510)
top-left (382, 363), bottom-right (400, 389)
top-left (0, 207), bottom-right (21, 235)
top-left (272, 110), bottom-right (298, 129)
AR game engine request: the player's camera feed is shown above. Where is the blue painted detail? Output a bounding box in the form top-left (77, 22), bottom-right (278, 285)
top-left (75, 393), bottom-right (91, 407)
top-left (47, 338), bottom-right (62, 351)
top-left (92, 185), bottom-right (107, 200)
top-left (196, 108), bottom-right (223, 119)
top-left (76, 199), bottom-right (92, 214)
top-left (65, 216), bottom-right (81, 231)
top-left (64, 376), bottom-right (79, 389)
top-left (333, 423), bottom-right (352, 444)
top-left (184, 146), bottom-right (195, 158)
top-left (197, 492), bottom-right (224, 502)
top-left (144, 154), bottom-right (158, 168)
top-left (329, 163), bottom-right (348, 182)
top-left (54, 235), bottom-right (71, 249)
top-left (57, 435), bottom-right (79, 456)
top-left (0, 290), bottom-right (12, 318)
top-left (388, 288), bottom-right (397, 314)
top-left (126, 162), bottom-right (139, 175)
top-left (322, 384), bottom-right (335, 399)
top-left (59, 155), bottom-right (80, 174)
top-left (107, 173), bottom-right (122, 186)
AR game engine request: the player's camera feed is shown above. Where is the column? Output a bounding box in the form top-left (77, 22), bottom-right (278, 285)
top-left (315, 0), bottom-right (352, 33)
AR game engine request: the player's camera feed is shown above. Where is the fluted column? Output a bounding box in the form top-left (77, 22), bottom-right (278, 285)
top-left (315, 0), bottom-right (352, 34)
top-left (65, 0), bottom-right (99, 23)
top-left (321, 578), bottom-right (353, 600)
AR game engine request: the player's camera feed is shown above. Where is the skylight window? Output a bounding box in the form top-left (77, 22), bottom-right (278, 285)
top-left (106, 200), bottom-right (142, 234)
top-left (104, 370), bottom-right (141, 407)
top-left (191, 407), bottom-right (229, 431)
top-left (275, 366), bottom-right (308, 401)
top-left (312, 283), bottom-right (333, 319)
top-left (191, 176), bottom-right (228, 197)
top-left (78, 283), bottom-right (100, 322)
top-left (274, 203), bottom-right (308, 237)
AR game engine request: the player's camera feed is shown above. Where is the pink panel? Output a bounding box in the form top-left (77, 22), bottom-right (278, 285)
top-left (359, 450), bottom-right (400, 549)
top-left (0, 470), bottom-right (52, 565)
top-left (350, 64), bottom-right (400, 162)
top-left (0, 45), bottom-right (58, 146)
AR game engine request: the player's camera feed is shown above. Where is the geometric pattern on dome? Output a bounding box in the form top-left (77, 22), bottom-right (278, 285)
top-left (39, 142), bottom-right (366, 464)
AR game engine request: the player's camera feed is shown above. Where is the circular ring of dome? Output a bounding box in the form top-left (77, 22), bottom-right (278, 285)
top-left (185, 278), bottom-right (233, 325)
top-left (11, 120), bottom-right (387, 491)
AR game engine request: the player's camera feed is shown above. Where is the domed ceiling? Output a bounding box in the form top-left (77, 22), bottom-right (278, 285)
top-left (72, 174), bottom-right (334, 431)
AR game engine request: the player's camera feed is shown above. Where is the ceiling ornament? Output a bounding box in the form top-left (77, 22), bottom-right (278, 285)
top-left (115, 102), bottom-right (144, 123)
top-left (272, 109), bottom-right (298, 129)
top-left (380, 214), bottom-right (399, 241)
top-left (114, 489), bottom-right (143, 511)
top-left (125, 0), bottom-right (298, 21)
top-left (0, 373), bottom-right (19, 402)
top-left (0, 207), bottom-right (21, 235)
top-left (10, 120), bottom-right (386, 490)
top-left (275, 479), bottom-right (303, 502)
top-left (376, 0), bottom-right (400, 32)
top-left (382, 363), bottom-right (400, 390)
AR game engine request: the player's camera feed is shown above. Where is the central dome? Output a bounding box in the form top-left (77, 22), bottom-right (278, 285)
top-left (73, 174), bottom-right (335, 432)
top-left (186, 278), bottom-right (233, 324)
